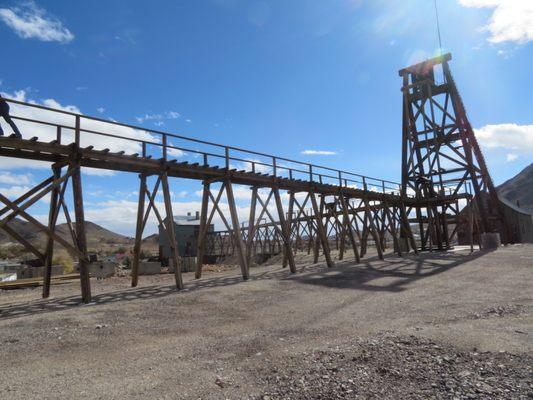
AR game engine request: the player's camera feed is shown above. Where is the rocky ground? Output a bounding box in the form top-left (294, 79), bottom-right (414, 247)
top-left (254, 333), bottom-right (532, 399)
top-left (0, 245), bottom-right (532, 399)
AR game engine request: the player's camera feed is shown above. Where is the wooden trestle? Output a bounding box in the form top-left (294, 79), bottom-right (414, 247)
top-left (0, 58), bottom-right (473, 304)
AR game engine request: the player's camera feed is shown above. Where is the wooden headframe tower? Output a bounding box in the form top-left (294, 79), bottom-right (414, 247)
top-left (399, 53), bottom-right (507, 250)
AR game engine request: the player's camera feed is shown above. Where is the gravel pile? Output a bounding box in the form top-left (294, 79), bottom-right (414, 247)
top-left (255, 333), bottom-right (533, 399)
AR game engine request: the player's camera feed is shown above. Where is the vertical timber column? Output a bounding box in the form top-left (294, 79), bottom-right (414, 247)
top-left (226, 180), bottom-right (249, 280)
top-left (399, 203), bottom-right (418, 254)
top-left (195, 181), bottom-right (210, 279)
top-left (42, 165), bottom-right (61, 298)
top-left (246, 186), bottom-right (258, 266)
top-left (282, 191), bottom-right (295, 268)
top-left (274, 187), bottom-right (296, 273)
top-left (131, 173), bottom-right (147, 287)
top-left (363, 197), bottom-right (384, 260)
top-left (161, 171), bottom-right (183, 289)
top-left (310, 192), bottom-right (334, 268)
top-left (71, 162), bottom-right (91, 303)
top-left (339, 194), bottom-right (360, 263)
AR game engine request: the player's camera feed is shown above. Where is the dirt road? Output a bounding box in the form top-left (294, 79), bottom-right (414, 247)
top-left (1, 245), bottom-right (532, 399)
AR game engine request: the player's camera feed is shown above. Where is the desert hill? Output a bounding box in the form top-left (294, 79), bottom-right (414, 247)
top-left (0, 219), bottom-right (133, 253)
top-left (497, 163), bottom-right (533, 213)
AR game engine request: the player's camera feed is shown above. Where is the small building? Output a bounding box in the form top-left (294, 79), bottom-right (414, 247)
top-left (457, 195), bottom-right (533, 244)
top-left (158, 212), bottom-right (214, 264)
top-left (499, 197), bottom-right (533, 243)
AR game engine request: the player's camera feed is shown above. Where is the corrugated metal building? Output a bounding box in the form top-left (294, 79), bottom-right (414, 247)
top-left (458, 196), bottom-right (533, 245)
top-left (499, 197), bottom-right (533, 243)
top-left (158, 213), bottom-right (214, 264)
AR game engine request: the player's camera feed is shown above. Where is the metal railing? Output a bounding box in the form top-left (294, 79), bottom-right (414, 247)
top-left (3, 98), bottom-right (405, 196)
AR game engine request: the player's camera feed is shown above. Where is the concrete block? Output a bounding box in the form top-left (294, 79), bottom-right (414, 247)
top-left (89, 261), bottom-right (117, 278)
top-left (31, 265), bottom-right (64, 278)
top-left (480, 232), bottom-right (501, 249)
top-left (139, 261), bottom-right (161, 275)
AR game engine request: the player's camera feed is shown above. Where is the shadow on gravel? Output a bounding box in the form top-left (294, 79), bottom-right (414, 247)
top-left (0, 249), bottom-right (491, 320)
top-left (292, 249), bottom-right (491, 292)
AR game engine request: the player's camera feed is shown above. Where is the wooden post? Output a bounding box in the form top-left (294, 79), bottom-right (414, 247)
top-left (195, 181), bottom-right (210, 279)
top-left (274, 187), bottom-right (296, 273)
top-left (339, 194), bottom-right (360, 263)
top-left (399, 203), bottom-right (417, 254)
top-left (131, 173), bottom-right (147, 287)
top-left (246, 187), bottom-right (258, 266)
top-left (161, 171), bottom-right (183, 289)
top-left (310, 192), bottom-right (334, 267)
top-left (363, 198), bottom-right (384, 260)
top-left (42, 165), bottom-right (61, 298)
top-left (282, 191), bottom-right (295, 268)
top-left (71, 162), bottom-right (91, 303)
top-left (225, 181), bottom-right (249, 280)
top-left (468, 198), bottom-right (474, 253)
top-left (384, 203), bottom-right (401, 256)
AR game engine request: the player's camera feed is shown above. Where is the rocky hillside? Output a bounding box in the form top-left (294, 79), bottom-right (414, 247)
top-left (497, 163), bottom-right (533, 213)
top-left (0, 219), bottom-right (133, 251)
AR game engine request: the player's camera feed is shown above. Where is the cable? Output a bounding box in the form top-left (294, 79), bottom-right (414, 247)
top-left (433, 0), bottom-right (443, 53)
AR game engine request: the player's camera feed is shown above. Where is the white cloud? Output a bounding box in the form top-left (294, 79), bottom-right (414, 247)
top-left (135, 111), bottom-right (181, 124)
top-left (458, 0), bottom-right (533, 44)
top-left (1, 89), bottom-right (159, 159)
top-left (506, 153), bottom-right (518, 162)
top-left (77, 198), bottom-right (250, 236)
top-left (96, 107), bottom-right (105, 114)
top-left (0, 185), bottom-right (32, 199)
top-left (0, 172), bottom-right (32, 185)
top-left (82, 167), bottom-right (116, 177)
top-left (475, 123), bottom-right (533, 153)
top-left (0, 2), bottom-right (74, 43)
top-left (0, 156), bottom-right (50, 171)
top-left (301, 149), bottom-right (337, 155)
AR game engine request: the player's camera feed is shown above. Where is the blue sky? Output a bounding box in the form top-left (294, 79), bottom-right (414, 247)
top-left (0, 0), bottom-right (532, 235)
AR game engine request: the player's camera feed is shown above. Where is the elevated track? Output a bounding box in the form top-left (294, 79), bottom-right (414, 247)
top-left (0, 53), bottom-right (491, 304)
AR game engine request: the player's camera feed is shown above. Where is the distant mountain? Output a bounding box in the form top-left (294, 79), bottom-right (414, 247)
top-left (0, 219), bottom-right (133, 251)
top-left (497, 163), bottom-right (533, 213)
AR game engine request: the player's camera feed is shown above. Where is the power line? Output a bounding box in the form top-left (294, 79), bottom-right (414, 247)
top-left (433, 0), bottom-right (443, 53)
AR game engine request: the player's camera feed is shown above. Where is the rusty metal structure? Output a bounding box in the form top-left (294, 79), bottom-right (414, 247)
top-left (0, 54), bottom-right (498, 304)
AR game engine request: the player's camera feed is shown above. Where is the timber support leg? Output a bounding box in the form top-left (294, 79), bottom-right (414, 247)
top-left (42, 164), bottom-right (62, 298)
top-left (131, 173), bottom-right (147, 287)
top-left (195, 181), bottom-right (211, 279)
top-left (71, 162), bottom-right (91, 303)
top-left (226, 181), bottom-right (249, 280)
top-left (310, 192), bottom-right (334, 267)
top-left (161, 171), bottom-right (183, 290)
top-left (274, 187), bottom-right (296, 273)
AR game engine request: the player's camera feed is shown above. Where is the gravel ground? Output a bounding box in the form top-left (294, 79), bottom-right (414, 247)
top-left (0, 244), bottom-right (532, 399)
top-left (254, 334), bottom-right (532, 399)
